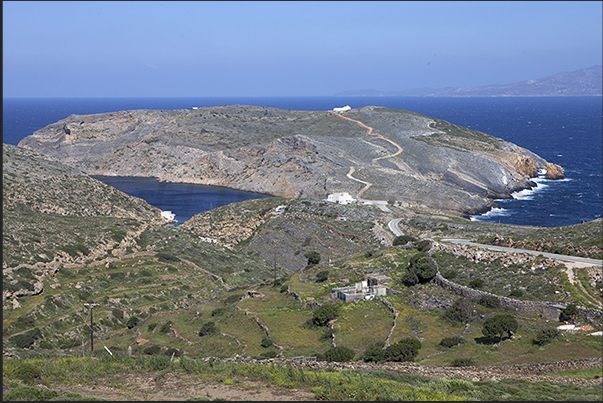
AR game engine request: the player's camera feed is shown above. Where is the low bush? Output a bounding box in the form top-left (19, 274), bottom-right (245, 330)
top-left (450, 358), bottom-right (475, 367)
top-left (199, 321), bottom-right (218, 337)
top-left (325, 345), bottom-right (355, 362)
top-left (469, 278), bottom-right (485, 289)
top-left (8, 362), bottom-right (41, 384)
top-left (509, 289), bottom-right (524, 298)
top-left (9, 328), bottom-right (42, 349)
top-left (439, 335), bottom-right (464, 348)
top-left (533, 328), bottom-right (560, 346)
top-left (311, 303), bottom-right (340, 326)
top-left (126, 316), bottom-right (140, 329)
top-left (143, 345), bottom-right (162, 355)
top-left (159, 321), bottom-right (173, 335)
top-left (478, 295), bottom-right (500, 309)
top-left (261, 336), bottom-right (273, 348)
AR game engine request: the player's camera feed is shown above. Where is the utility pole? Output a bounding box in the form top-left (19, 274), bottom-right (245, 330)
top-left (84, 303), bottom-right (99, 354)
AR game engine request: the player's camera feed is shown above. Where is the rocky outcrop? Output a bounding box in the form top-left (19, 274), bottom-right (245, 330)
top-left (17, 105), bottom-right (563, 217)
top-left (545, 162), bottom-right (565, 180)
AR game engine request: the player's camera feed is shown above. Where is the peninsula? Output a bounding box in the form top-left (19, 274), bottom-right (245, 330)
top-left (18, 105), bottom-right (564, 217)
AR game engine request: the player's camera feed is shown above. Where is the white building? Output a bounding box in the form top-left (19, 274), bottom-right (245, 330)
top-left (161, 211), bottom-right (176, 221)
top-left (333, 105), bottom-right (351, 112)
top-left (327, 192), bottom-right (357, 205)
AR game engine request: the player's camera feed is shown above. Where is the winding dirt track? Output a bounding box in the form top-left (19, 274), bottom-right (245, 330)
top-left (331, 111), bottom-right (404, 198)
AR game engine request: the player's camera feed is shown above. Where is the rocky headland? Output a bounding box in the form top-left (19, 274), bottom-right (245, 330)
top-left (18, 105), bottom-right (564, 217)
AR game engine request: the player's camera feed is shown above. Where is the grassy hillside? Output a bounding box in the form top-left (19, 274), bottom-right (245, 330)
top-left (3, 143), bottom-right (602, 401)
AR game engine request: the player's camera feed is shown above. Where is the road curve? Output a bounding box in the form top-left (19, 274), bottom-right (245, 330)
top-left (440, 238), bottom-right (602, 267)
top-left (388, 218), bottom-right (405, 236)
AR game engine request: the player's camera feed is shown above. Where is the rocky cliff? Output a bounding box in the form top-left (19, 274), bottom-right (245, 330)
top-left (18, 105), bottom-right (564, 217)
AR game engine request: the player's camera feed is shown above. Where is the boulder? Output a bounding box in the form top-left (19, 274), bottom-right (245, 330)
top-left (545, 162), bottom-right (565, 180)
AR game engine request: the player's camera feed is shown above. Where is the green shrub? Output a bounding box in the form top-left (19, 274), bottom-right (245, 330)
top-left (439, 335), bottom-right (464, 348)
top-left (311, 303), bottom-right (340, 326)
top-left (260, 349), bottom-right (279, 358)
top-left (211, 307), bottom-right (228, 317)
top-left (509, 289), bottom-right (524, 298)
top-left (224, 294), bottom-right (242, 304)
top-left (315, 270), bottom-right (329, 283)
top-left (199, 321), bottom-right (218, 337)
top-left (385, 337), bottom-right (421, 362)
top-left (280, 284), bottom-right (289, 293)
top-left (143, 345), bottom-right (163, 355)
top-left (559, 304), bottom-right (579, 322)
top-left (415, 239), bottom-right (431, 252)
top-left (442, 269), bottom-right (457, 280)
top-left (441, 298), bottom-right (472, 325)
top-left (157, 252), bottom-right (180, 263)
top-left (392, 235), bottom-right (415, 246)
top-left (450, 358), bottom-right (475, 367)
top-left (148, 323), bottom-right (158, 332)
top-left (9, 328), bottom-right (42, 349)
top-left (112, 308), bottom-right (124, 320)
top-left (147, 355), bottom-right (171, 371)
top-left (8, 362), bottom-right (42, 384)
top-left (478, 295), bottom-right (500, 309)
top-left (482, 314), bottom-right (518, 341)
top-left (164, 347), bottom-right (182, 357)
top-left (325, 345), bottom-right (355, 362)
top-left (362, 346), bottom-right (388, 363)
top-left (159, 321), bottom-right (173, 335)
top-left (533, 328), bottom-right (560, 346)
top-left (126, 316), bottom-right (140, 329)
top-left (469, 278), bottom-right (485, 289)
top-left (304, 251), bottom-right (321, 266)
top-left (261, 336), bottom-right (273, 348)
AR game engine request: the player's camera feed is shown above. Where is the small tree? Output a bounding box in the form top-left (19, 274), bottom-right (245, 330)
top-left (126, 315), bottom-right (140, 329)
top-left (304, 251), bottom-right (321, 266)
top-left (482, 314), bottom-right (518, 342)
top-left (325, 345), bottom-right (355, 362)
top-left (315, 270), bottom-right (329, 283)
top-left (393, 235), bottom-right (415, 246)
top-left (199, 321), bottom-right (218, 337)
top-left (469, 278), bottom-right (485, 289)
top-left (559, 304), bottom-right (579, 322)
top-left (533, 328), bottom-right (560, 346)
top-left (312, 303), bottom-right (340, 326)
top-left (385, 337), bottom-right (421, 362)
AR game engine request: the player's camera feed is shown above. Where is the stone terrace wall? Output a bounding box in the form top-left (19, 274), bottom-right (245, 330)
top-left (433, 273), bottom-right (602, 323)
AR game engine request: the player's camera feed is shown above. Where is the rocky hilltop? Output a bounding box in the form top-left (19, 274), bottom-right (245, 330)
top-left (18, 105), bottom-right (564, 217)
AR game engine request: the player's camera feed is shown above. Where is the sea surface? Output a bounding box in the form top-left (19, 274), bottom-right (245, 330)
top-left (3, 96), bottom-right (602, 227)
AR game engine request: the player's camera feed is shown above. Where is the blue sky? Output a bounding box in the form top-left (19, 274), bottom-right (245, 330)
top-left (3, 1), bottom-right (602, 97)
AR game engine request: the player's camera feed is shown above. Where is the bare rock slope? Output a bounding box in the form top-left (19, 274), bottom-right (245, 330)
top-left (18, 105), bottom-right (564, 217)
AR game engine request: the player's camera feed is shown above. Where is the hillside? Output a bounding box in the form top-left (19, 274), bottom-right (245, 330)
top-left (3, 142), bottom-right (601, 401)
top-left (17, 105), bottom-right (565, 217)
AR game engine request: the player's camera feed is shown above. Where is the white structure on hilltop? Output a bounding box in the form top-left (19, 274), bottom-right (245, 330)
top-left (327, 192), bottom-right (357, 205)
top-left (333, 105), bottom-right (351, 112)
top-left (161, 211), bottom-right (176, 222)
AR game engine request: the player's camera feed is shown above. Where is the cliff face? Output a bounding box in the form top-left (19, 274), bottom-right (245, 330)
top-left (18, 105), bottom-right (563, 217)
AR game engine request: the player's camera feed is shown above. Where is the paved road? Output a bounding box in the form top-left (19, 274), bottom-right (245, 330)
top-left (387, 219), bottom-right (601, 267)
top-left (440, 238), bottom-right (602, 267)
top-left (388, 218), bottom-right (405, 236)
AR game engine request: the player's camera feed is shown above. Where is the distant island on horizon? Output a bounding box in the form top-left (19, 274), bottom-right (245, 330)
top-left (335, 65), bottom-right (602, 97)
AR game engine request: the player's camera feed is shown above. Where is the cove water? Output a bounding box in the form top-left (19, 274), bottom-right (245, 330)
top-left (3, 96), bottom-right (601, 227)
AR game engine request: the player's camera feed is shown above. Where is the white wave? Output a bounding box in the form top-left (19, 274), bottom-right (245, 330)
top-left (470, 207), bottom-right (511, 221)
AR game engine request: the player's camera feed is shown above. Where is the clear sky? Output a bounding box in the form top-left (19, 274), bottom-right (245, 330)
top-left (3, 1), bottom-right (602, 97)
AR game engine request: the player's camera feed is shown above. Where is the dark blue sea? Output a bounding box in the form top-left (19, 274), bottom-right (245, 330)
top-left (3, 96), bottom-right (602, 227)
